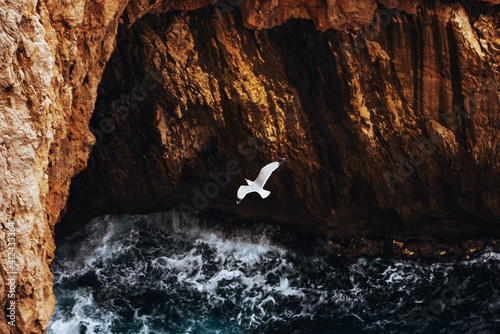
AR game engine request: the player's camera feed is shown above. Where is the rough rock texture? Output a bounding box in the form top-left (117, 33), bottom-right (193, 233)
top-left (1, 0), bottom-right (500, 333)
top-left (62, 0), bottom-right (500, 256)
top-left (57, 0), bottom-right (500, 243)
top-left (239, 0), bottom-right (420, 30)
top-left (1, 0), bottom-right (210, 333)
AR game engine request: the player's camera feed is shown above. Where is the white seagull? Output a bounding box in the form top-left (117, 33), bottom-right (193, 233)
top-left (237, 158), bottom-right (285, 204)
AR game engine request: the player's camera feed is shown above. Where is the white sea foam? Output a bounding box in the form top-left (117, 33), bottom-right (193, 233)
top-left (49, 210), bottom-right (500, 334)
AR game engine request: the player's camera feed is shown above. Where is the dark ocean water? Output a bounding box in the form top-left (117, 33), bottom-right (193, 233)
top-left (48, 210), bottom-right (500, 334)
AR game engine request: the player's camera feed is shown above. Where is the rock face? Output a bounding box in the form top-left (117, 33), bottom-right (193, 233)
top-left (62, 0), bottom-right (500, 248)
top-left (1, 0), bottom-right (500, 332)
top-left (0, 0), bottom-right (208, 333)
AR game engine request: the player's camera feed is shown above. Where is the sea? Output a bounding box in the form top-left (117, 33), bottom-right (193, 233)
top-left (48, 210), bottom-right (500, 333)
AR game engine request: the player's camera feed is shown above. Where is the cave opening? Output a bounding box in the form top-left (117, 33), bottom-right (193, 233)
top-left (56, 2), bottom-right (500, 254)
top-left (56, 6), bottom-right (350, 242)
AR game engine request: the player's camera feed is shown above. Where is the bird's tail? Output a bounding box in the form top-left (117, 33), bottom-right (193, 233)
top-left (258, 188), bottom-right (271, 199)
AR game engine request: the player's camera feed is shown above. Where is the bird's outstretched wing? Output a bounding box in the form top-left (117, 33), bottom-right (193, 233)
top-left (237, 158), bottom-right (285, 204)
top-left (237, 183), bottom-right (271, 203)
top-left (237, 183), bottom-right (259, 200)
top-left (254, 161), bottom-right (280, 187)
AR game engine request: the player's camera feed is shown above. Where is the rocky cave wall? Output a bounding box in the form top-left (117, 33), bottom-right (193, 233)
top-left (62, 1), bottom-right (500, 249)
top-left (1, 0), bottom-right (500, 333)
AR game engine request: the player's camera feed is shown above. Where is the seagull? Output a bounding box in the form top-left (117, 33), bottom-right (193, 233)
top-left (237, 158), bottom-right (285, 204)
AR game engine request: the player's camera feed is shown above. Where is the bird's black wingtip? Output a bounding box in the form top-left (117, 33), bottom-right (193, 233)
top-left (279, 158), bottom-right (286, 164)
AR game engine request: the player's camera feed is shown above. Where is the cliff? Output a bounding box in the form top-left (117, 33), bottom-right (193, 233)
top-left (1, 0), bottom-right (500, 332)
